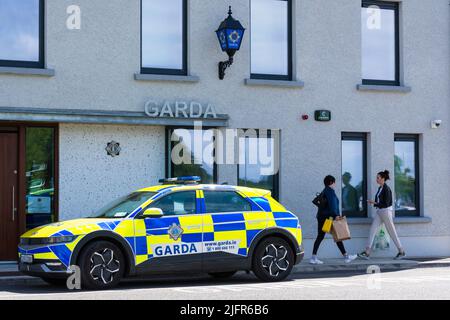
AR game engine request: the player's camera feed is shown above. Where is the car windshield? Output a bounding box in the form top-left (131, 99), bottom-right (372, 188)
top-left (89, 191), bottom-right (156, 219)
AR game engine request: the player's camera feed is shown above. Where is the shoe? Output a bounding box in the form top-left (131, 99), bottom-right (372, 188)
top-left (309, 257), bottom-right (324, 265)
top-left (394, 251), bottom-right (406, 260)
top-left (357, 251), bottom-right (370, 260)
top-left (344, 254), bottom-right (357, 263)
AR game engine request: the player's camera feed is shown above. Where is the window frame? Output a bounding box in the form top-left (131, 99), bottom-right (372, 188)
top-left (394, 134), bottom-right (420, 217)
top-left (143, 190), bottom-right (198, 217)
top-left (0, 0), bottom-right (45, 69)
top-left (140, 0), bottom-right (188, 76)
top-left (165, 127), bottom-right (218, 184)
top-left (203, 190), bottom-right (253, 214)
top-left (237, 129), bottom-right (280, 200)
top-left (341, 132), bottom-right (368, 218)
top-left (361, 0), bottom-right (400, 86)
top-left (250, 0), bottom-right (293, 81)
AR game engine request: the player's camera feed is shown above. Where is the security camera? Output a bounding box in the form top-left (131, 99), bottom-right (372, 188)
top-left (431, 120), bottom-right (442, 129)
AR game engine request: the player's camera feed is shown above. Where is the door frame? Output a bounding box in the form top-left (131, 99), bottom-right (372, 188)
top-left (0, 122), bottom-right (59, 238)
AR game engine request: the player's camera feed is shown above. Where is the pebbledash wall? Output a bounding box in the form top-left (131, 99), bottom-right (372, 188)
top-left (0, 0), bottom-right (449, 259)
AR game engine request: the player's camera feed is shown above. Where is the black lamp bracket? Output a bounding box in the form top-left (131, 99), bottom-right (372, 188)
top-left (218, 56), bottom-right (234, 80)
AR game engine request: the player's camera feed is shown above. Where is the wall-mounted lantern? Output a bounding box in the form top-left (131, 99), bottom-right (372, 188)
top-left (215, 6), bottom-right (245, 80)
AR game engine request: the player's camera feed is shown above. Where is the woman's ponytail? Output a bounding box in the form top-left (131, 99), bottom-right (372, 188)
top-left (378, 170), bottom-right (390, 181)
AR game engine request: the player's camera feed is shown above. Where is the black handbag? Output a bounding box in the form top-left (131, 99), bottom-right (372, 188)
top-left (312, 192), bottom-right (328, 210)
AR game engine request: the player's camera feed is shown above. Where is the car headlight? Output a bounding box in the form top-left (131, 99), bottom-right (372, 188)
top-left (20, 235), bottom-right (78, 245)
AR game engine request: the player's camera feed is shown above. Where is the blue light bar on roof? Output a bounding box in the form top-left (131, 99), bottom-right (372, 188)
top-left (158, 176), bottom-right (201, 184)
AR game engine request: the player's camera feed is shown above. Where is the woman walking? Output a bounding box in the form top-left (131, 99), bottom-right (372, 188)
top-left (358, 170), bottom-right (406, 260)
top-left (310, 175), bottom-right (357, 264)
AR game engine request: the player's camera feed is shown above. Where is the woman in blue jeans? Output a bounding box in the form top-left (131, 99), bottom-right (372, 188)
top-left (310, 175), bottom-right (357, 265)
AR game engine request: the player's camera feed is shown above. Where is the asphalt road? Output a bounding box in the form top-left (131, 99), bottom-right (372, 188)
top-left (0, 267), bottom-right (449, 300)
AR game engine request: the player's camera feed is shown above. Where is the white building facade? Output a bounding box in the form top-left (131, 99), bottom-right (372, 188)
top-left (0, 0), bottom-right (449, 261)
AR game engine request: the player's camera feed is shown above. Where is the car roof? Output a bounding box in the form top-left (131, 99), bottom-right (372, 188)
top-left (138, 184), bottom-right (271, 197)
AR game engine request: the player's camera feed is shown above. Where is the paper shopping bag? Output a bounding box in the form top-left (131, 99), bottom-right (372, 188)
top-left (331, 217), bottom-right (351, 242)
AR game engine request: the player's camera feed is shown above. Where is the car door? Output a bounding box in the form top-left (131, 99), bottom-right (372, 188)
top-left (133, 190), bottom-right (203, 274)
top-left (200, 189), bottom-right (268, 272)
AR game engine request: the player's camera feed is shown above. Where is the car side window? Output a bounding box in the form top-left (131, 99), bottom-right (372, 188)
top-left (203, 191), bottom-right (252, 213)
top-left (149, 191), bottom-right (196, 216)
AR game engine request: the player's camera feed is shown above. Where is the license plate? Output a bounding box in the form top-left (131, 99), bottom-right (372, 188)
top-left (20, 254), bottom-right (33, 264)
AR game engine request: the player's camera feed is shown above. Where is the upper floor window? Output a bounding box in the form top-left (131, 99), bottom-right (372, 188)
top-left (0, 0), bottom-right (44, 68)
top-left (250, 0), bottom-right (292, 80)
top-left (361, 1), bottom-right (399, 86)
top-left (141, 0), bottom-right (187, 75)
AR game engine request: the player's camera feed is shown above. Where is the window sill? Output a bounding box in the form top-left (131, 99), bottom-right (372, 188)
top-left (0, 66), bottom-right (55, 77)
top-left (244, 78), bottom-right (305, 88)
top-left (134, 73), bottom-right (199, 83)
top-left (346, 216), bottom-right (432, 225)
top-left (356, 84), bottom-right (411, 93)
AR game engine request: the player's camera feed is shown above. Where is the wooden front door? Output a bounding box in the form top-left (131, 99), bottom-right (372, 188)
top-left (0, 133), bottom-right (19, 261)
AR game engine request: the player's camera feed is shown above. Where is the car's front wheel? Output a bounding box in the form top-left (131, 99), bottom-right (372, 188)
top-left (252, 237), bottom-right (294, 282)
top-left (78, 241), bottom-right (124, 290)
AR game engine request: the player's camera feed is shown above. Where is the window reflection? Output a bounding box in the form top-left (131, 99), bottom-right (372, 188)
top-left (0, 0), bottom-right (40, 62)
top-left (238, 130), bottom-right (279, 200)
top-left (341, 135), bottom-right (367, 217)
top-left (395, 138), bottom-right (418, 216)
top-left (251, 0), bottom-right (289, 77)
top-left (169, 129), bottom-right (215, 184)
top-left (26, 127), bottom-right (55, 229)
top-left (141, 0), bottom-right (184, 71)
top-left (361, 2), bottom-right (398, 82)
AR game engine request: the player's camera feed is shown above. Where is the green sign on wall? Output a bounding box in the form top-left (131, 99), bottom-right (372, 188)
top-left (315, 110), bottom-right (331, 122)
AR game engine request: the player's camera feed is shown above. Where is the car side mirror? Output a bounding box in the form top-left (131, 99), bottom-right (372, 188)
top-left (142, 208), bottom-right (163, 218)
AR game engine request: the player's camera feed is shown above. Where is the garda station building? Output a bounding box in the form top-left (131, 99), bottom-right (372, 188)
top-left (0, 0), bottom-right (449, 261)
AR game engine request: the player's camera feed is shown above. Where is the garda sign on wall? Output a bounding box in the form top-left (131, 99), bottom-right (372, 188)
top-left (145, 100), bottom-right (218, 119)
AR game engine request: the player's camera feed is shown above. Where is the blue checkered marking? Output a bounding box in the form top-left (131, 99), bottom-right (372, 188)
top-left (275, 219), bottom-right (298, 228)
top-left (98, 221), bottom-right (121, 231)
top-left (238, 248), bottom-right (247, 256)
top-left (214, 222), bottom-right (246, 232)
top-left (246, 229), bottom-right (261, 247)
top-left (211, 213), bottom-right (244, 223)
top-left (272, 212), bottom-right (296, 219)
top-left (181, 233), bottom-right (202, 243)
top-left (51, 230), bottom-right (74, 237)
top-left (251, 197), bottom-right (271, 212)
top-left (49, 245), bottom-right (71, 267)
top-left (203, 232), bottom-right (214, 241)
top-left (135, 236), bottom-right (147, 255)
top-left (125, 237), bottom-right (136, 254)
top-left (144, 217), bottom-right (180, 229)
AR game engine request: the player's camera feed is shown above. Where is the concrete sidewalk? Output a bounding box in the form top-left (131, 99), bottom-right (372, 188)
top-left (0, 257), bottom-right (449, 286)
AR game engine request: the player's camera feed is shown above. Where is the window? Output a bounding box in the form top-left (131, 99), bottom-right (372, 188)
top-left (204, 191), bottom-right (252, 213)
top-left (394, 135), bottom-right (420, 217)
top-left (361, 1), bottom-right (399, 86)
top-left (150, 191), bottom-right (196, 216)
top-left (238, 129), bottom-right (280, 200)
top-left (25, 127), bottom-right (56, 229)
top-left (0, 0), bottom-right (44, 68)
top-left (341, 133), bottom-right (368, 218)
top-left (90, 192), bottom-right (156, 219)
top-left (167, 128), bottom-right (216, 184)
top-left (250, 0), bottom-right (292, 80)
top-left (141, 0), bottom-right (187, 75)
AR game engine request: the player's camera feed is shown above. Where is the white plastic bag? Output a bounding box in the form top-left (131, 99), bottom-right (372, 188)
top-left (372, 224), bottom-right (391, 251)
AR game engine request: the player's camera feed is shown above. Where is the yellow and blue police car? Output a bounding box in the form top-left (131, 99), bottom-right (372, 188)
top-left (18, 177), bottom-right (304, 289)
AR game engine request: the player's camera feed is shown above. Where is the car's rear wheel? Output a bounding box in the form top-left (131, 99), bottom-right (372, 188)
top-left (252, 237), bottom-right (294, 282)
top-left (78, 241), bottom-right (124, 290)
top-left (208, 271), bottom-right (237, 279)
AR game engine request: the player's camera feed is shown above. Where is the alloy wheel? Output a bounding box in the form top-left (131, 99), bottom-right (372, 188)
top-left (89, 248), bottom-right (120, 284)
top-left (261, 244), bottom-right (290, 277)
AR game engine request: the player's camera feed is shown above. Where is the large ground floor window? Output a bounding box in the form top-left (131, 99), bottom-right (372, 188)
top-left (166, 127), bottom-right (216, 184)
top-left (341, 133), bottom-right (368, 218)
top-left (238, 129), bottom-right (280, 200)
top-left (394, 134), bottom-right (420, 217)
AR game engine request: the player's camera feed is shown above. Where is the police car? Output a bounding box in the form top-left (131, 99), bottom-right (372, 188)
top-left (18, 177), bottom-right (304, 290)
